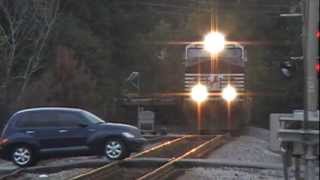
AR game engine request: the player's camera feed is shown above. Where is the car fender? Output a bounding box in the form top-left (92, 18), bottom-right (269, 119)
top-left (87, 131), bottom-right (125, 149)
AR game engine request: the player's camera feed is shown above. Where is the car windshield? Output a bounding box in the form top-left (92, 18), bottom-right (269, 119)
top-left (82, 111), bottom-right (105, 124)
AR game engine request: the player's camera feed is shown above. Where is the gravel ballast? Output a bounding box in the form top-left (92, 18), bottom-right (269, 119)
top-left (208, 135), bottom-right (282, 164)
top-left (177, 127), bottom-right (319, 180)
top-left (180, 167), bottom-right (284, 180)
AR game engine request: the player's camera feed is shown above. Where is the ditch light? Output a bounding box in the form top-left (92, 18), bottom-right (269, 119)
top-left (190, 83), bottom-right (209, 103)
top-left (221, 84), bottom-right (238, 102)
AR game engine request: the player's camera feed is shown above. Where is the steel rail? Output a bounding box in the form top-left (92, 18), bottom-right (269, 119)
top-left (72, 135), bottom-right (224, 180)
top-left (70, 135), bottom-right (192, 180)
top-left (137, 135), bottom-right (224, 180)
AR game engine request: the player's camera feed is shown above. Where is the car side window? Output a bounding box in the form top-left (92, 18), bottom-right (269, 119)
top-left (16, 111), bottom-right (58, 128)
top-left (15, 113), bottom-right (32, 128)
top-left (58, 112), bottom-right (87, 127)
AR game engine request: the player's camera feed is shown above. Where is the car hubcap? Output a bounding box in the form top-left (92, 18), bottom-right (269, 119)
top-left (105, 141), bottom-right (122, 159)
top-left (13, 147), bottom-right (31, 165)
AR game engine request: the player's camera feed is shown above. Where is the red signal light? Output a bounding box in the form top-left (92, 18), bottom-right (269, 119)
top-left (317, 31), bottom-right (320, 38)
top-left (316, 63), bottom-right (320, 73)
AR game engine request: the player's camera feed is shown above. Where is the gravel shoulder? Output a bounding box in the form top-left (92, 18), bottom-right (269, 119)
top-left (208, 135), bottom-right (282, 164)
top-left (177, 126), bottom-right (318, 180)
top-left (179, 167), bottom-right (285, 180)
top-left (207, 127), bottom-right (281, 164)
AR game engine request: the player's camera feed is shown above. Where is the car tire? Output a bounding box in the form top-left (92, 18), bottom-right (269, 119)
top-left (11, 145), bottom-right (36, 167)
top-left (104, 138), bottom-right (128, 160)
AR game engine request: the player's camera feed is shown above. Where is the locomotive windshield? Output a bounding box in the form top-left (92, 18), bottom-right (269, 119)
top-left (187, 47), bottom-right (242, 60)
top-left (185, 44), bottom-right (246, 73)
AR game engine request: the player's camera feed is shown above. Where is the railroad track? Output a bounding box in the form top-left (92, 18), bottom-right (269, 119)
top-left (0, 135), bottom-right (225, 180)
top-left (71, 134), bottom-right (225, 180)
top-left (0, 135), bottom-right (178, 180)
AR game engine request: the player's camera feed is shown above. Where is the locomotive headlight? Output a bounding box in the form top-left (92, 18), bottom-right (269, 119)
top-left (203, 32), bottom-right (225, 54)
top-left (221, 85), bottom-right (238, 102)
top-left (191, 83), bottom-right (208, 103)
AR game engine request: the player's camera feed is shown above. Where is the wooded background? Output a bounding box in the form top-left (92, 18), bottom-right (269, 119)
top-left (0, 0), bottom-right (303, 128)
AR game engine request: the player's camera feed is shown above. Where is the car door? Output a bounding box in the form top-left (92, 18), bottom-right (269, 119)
top-left (55, 111), bottom-right (91, 148)
top-left (16, 111), bottom-right (62, 149)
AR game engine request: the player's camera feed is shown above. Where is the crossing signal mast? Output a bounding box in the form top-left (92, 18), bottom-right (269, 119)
top-left (317, 29), bottom-right (320, 76)
top-left (302, 0), bottom-right (318, 179)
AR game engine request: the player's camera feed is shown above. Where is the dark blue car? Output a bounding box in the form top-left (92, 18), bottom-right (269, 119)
top-left (0, 107), bottom-right (146, 167)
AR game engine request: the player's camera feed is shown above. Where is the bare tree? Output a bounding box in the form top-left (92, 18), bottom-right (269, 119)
top-left (0, 0), bottom-right (60, 105)
top-left (18, 46), bottom-right (98, 111)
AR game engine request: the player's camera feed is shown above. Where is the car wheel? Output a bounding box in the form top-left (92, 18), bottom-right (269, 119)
top-left (104, 139), bottom-right (128, 160)
top-left (11, 145), bottom-right (36, 167)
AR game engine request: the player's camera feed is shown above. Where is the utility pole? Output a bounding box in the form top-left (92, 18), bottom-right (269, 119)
top-left (302, 0), bottom-right (319, 179)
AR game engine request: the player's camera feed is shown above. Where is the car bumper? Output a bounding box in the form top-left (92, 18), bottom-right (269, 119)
top-left (126, 137), bottom-right (147, 152)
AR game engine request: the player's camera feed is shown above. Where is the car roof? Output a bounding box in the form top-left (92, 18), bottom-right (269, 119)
top-left (15, 107), bottom-right (85, 114)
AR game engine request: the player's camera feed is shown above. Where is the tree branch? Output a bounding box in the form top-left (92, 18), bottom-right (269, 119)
top-left (19, 0), bottom-right (60, 97)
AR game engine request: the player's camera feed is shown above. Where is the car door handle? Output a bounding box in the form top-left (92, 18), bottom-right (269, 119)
top-left (25, 130), bottom-right (35, 134)
top-left (58, 129), bottom-right (68, 133)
